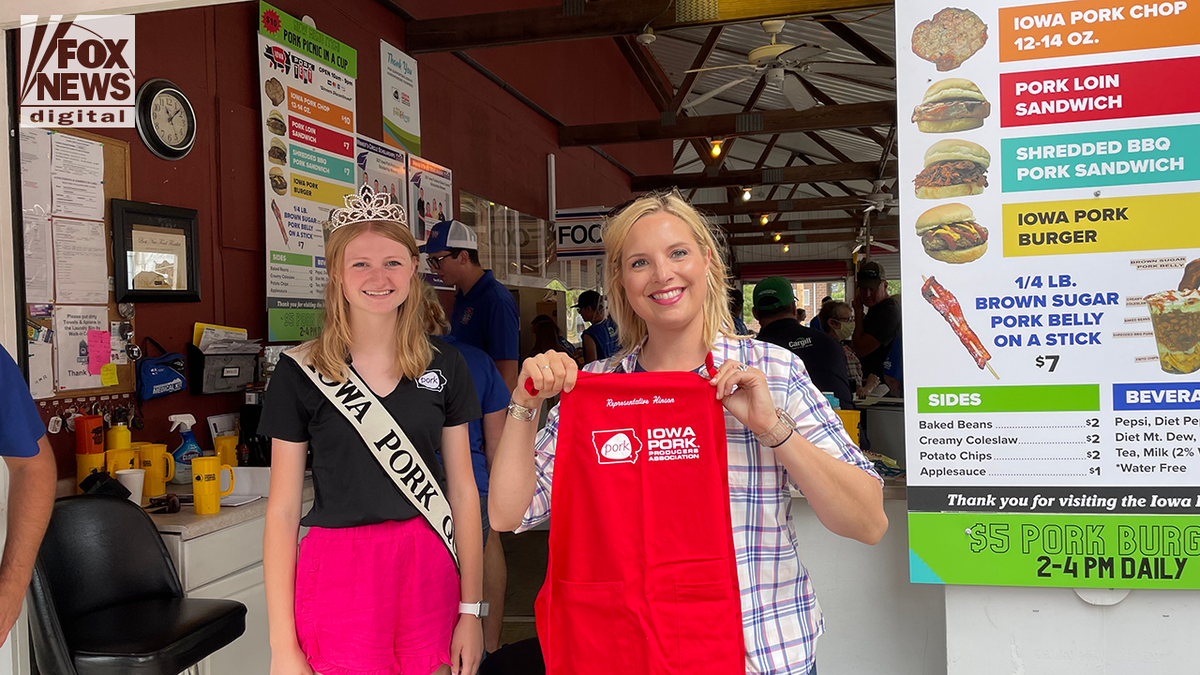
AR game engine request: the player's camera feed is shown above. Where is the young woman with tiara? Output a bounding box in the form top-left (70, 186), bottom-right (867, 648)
top-left (261, 187), bottom-right (484, 675)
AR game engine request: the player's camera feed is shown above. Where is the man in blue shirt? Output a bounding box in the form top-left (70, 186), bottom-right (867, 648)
top-left (422, 220), bottom-right (521, 391)
top-left (0, 347), bottom-right (57, 647)
top-left (442, 337), bottom-right (510, 653)
top-left (573, 290), bottom-right (619, 363)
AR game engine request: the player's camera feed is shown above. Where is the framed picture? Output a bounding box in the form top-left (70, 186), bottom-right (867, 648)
top-left (111, 199), bottom-right (201, 303)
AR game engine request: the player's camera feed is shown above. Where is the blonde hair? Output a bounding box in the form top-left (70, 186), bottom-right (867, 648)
top-left (307, 220), bottom-right (434, 382)
top-left (602, 191), bottom-right (744, 355)
top-left (421, 283), bottom-right (451, 337)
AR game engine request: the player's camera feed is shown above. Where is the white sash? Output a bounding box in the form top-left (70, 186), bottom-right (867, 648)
top-left (282, 349), bottom-right (457, 568)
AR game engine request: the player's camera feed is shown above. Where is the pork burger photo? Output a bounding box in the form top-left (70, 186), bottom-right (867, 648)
top-left (913, 139), bottom-right (990, 199)
top-left (915, 202), bottom-right (988, 264)
top-left (911, 78), bottom-right (991, 132)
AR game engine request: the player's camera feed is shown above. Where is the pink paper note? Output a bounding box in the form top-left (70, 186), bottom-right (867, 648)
top-left (87, 330), bottom-right (111, 375)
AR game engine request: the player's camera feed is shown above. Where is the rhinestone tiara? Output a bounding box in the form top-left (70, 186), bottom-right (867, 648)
top-left (328, 185), bottom-right (407, 232)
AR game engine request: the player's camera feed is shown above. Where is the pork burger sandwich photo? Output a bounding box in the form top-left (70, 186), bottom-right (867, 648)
top-left (911, 78), bottom-right (991, 132)
top-left (915, 203), bottom-right (988, 264)
top-left (913, 139), bottom-right (990, 199)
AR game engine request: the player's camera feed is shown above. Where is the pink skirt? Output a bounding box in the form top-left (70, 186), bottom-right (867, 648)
top-left (295, 518), bottom-right (460, 675)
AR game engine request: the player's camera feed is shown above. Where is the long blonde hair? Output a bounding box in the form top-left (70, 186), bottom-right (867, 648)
top-left (602, 191), bottom-right (743, 355)
top-left (307, 220), bottom-right (434, 382)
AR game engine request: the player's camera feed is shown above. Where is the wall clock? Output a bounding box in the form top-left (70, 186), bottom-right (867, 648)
top-left (135, 78), bottom-right (196, 160)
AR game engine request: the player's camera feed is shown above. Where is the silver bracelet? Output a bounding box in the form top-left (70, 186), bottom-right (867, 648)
top-left (507, 399), bottom-right (537, 422)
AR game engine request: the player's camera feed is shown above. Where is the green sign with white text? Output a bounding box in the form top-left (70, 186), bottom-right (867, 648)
top-left (910, 511), bottom-right (1200, 588)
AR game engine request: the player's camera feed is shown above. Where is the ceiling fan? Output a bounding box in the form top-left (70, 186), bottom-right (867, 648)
top-left (859, 179), bottom-right (898, 213)
top-left (683, 20), bottom-right (895, 111)
top-left (853, 182), bottom-right (899, 257)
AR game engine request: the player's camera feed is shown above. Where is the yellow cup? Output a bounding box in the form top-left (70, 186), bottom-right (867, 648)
top-left (106, 448), bottom-right (139, 475)
top-left (191, 456), bottom-right (234, 515)
top-left (214, 435), bottom-right (239, 468)
top-left (140, 443), bottom-right (175, 498)
top-left (76, 453), bottom-right (107, 494)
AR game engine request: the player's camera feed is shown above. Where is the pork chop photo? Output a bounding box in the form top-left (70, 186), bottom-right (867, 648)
top-left (912, 8), bottom-right (988, 72)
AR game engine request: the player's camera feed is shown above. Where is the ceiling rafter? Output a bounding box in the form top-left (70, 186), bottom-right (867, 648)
top-left (404, 0), bottom-right (892, 54)
top-left (669, 27), bottom-right (726, 113)
top-left (814, 15), bottom-right (895, 66)
top-left (633, 159), bottom-right (894, 191)
top-left (559, 101), bottom-right (894, 146)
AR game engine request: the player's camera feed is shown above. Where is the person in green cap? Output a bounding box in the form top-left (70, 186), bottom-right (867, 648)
top-left (752, 277), bottom-right (855, 409)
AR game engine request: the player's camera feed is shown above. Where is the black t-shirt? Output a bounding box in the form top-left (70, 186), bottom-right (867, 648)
top-left (861, 296), bottom-right (902, 378)
top-left (258, 338), bottom-right (482, 528)
top-left (755, 318), bottom-right (855, 409)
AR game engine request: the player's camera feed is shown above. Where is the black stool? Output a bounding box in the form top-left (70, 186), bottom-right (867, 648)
top-left (27, 495), bottom-right (246, 675)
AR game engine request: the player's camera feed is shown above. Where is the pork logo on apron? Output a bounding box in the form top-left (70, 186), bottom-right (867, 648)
top-left (592, 429), bottom-right (641, 464)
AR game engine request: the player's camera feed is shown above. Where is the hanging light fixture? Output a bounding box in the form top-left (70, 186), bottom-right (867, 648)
top-left (760, 214), bottom-right (769, 225)
top-left (783, 244), bottom-right (790, 252)
top-left (741, 187), bottom-right (752, 202)
top-left (773, 233), bottom-right (781, 242)
top-left (709, 139), bottom-right (723, 157)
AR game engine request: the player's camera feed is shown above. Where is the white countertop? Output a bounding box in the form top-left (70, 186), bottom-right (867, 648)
top-left (150, 479), bottom-right (314, 540)
top-left (55, 476), bottom-right (315, 541)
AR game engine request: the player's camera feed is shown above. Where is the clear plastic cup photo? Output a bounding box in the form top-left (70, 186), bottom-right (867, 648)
top-left (1144, 289), bottom-right (1200, 375)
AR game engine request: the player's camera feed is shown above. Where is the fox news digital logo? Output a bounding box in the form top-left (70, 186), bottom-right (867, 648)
top-left (19, 15), bottom-right (136, 128)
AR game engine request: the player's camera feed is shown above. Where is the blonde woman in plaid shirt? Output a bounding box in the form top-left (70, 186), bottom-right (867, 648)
top-left (490, 192), bottom-right (887, 674)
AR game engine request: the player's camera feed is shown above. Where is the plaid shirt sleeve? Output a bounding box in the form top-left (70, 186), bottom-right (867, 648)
top-left (516, 402), bottom-right (560, 532)
top-left (782, 353), bottom-right (883, 492)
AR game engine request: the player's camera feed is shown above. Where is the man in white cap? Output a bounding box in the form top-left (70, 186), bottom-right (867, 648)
top-left (422, 220), bottom-right (519, 392)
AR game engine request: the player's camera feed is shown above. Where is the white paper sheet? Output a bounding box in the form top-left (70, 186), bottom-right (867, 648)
top-left (19, 129), bottom-right (51, 215)
top-left (53, 218), bottom-right (108, 304)
top-left (51, 133), bottom-right (104, 179)
top-left (54, 305), bottom-right (107, 391)
top-left (51, 175), bottom-right (105, 220)
top-left (23, 215), bottom-right (53, 303)
top-left (27, 341), bottom-right (55, 400)
top-left (110, 321), bottom-right (129, 366)
top-left (197, 326), bottom-right (249, 352)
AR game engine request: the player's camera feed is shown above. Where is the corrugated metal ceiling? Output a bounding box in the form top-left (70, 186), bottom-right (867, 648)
top-left (646, 8), bottom-right (899, 260)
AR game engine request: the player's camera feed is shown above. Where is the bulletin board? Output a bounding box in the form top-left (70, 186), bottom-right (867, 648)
top-left (23, 128), bottom-right (136, 400)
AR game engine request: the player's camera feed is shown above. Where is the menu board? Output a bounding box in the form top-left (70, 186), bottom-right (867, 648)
top-left (898, 0), bottom-right (1200, 588)
top-left (257, 2), bottom-right (357, 342)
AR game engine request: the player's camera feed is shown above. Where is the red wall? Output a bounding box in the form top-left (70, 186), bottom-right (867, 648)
top-left (43, 1), bottom-right (671, 473)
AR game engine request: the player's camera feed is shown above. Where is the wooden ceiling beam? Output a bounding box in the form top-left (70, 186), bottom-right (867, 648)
top-left (669, 27), bottom-right (726, 113)
top-left (814, 15), bottom-right (895, 66)
top-left (613, 37), bottom-right (671, 110)
top-left (632, 159), bottom-right (895, 191)
top-left (722, 215), bottom-right (897, 234)
top-left (698, 194), bottom-right (865, 216)
top-left (406, 0), bottom-right (893, 54)
top-left (710, 77), bottom-right (768, 167)
top-left (798, 77), bottom-right (894, 153)
top-left (731, 228), bottom-right (898, 245)
top-left (559, 101), bottom-right (894, 146)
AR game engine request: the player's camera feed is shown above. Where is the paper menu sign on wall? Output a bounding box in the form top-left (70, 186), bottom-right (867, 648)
top-left (355, 135), bottom-right (408, 219)
top-left (257, 1), bottom-right (357, 342)
top-left (898, 0), bottom-right (1200, 589)
top-left (381, 41), bottom-right (421, 155)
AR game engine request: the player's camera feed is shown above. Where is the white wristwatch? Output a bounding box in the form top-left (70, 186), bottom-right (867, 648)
top-left (459, 601), bottom-right (489, 618)
top-left (754, 408), bottom-right (797, 448)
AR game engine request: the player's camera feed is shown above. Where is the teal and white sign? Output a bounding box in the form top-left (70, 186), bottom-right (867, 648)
top-left (1002, 124), bottom-right (1200, 192)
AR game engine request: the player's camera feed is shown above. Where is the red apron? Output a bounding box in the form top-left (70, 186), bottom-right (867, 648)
top-left (535, 363), bottom-right (746, 675)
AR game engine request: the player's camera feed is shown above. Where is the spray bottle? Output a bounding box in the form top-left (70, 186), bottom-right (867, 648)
top-left (167, 414), bottom-right (202, 485)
